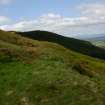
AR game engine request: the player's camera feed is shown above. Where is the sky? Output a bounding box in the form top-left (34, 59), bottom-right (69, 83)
top-left (0, 0), bottom-right (105, 38)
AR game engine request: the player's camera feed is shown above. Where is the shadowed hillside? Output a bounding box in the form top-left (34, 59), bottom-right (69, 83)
top-left (17, 30), bottom-right (105, 60)
top-left (1, 30), bottom-right (105, 105)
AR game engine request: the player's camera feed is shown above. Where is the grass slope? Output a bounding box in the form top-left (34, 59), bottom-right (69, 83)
top-left (17, 30), bottom-right (105, 60)
top-left (1, 30), bottom-right (105, 105)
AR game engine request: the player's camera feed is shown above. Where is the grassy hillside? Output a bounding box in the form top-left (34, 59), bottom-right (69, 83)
top-left (17, 30), bottom-right (105, 60)
top-left (1, 30), bottom-right (105, 105)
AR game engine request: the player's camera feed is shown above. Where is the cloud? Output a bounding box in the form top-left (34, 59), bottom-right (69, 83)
top-left (0, 16), bottom-right (10, 24)
top-left (0, 3), bottom-right (105, 37)
top-left (79, 3), bottom-right (105, 18)
top-left (0, 0), bottom-right (12, 5)
top-left (0, 14), bottom-right (90, 32)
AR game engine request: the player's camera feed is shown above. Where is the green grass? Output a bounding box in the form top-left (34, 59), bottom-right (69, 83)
top-left (1, 30), bottom-right (105, 105)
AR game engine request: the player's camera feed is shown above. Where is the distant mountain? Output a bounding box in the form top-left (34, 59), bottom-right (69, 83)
top-left (88, 36), bottom-right (105, 41)
top-left (16, 30), bottom-right (105, 60)
top-left (83, 34), bottom-right (105, 41)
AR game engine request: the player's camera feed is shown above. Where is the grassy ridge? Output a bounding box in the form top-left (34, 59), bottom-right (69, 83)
top-left (1, 30), bottom-right (105, 105)
top-left (17, 30), bottom-right (105, 60)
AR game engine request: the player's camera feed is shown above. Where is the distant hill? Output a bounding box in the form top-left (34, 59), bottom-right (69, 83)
top-left (87, 35), bottom-right (105, 41)
top-left (77, 33), bottom-right (105, 40)
top-left (16, 30), bottom-right (105, 60)
top-left (89, 39), bottom-right (105, 49)
top-left (1, 30), bottom-right (105, 105)
top-left (87, 34), bottom-right (105, 49)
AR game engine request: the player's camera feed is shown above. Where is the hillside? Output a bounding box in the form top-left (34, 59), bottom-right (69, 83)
top-left (16, 30), bottom-right (105, 60)
top-left (1, 30), bottom-right (105, 105)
